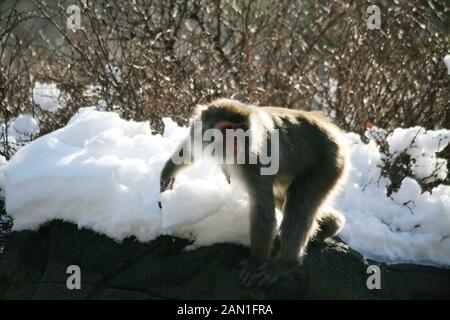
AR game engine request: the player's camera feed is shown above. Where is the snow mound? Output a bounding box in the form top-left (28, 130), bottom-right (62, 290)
top-left (1, 108), bottom-right (251, 245)
top-left (1, 108), bottom-right (449, 266)
top-left (336, 132), bottom-right (450, 266)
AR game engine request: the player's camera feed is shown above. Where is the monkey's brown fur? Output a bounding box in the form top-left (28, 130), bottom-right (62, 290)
top-left (160, 98), bottom-right (348, 287)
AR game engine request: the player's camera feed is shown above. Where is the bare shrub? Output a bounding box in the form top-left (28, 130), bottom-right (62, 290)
top-left (0, 0), bottom-right (448, 164)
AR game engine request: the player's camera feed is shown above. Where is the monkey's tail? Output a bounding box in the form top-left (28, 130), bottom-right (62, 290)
top-left (313, 209), bottom-right (346, 243)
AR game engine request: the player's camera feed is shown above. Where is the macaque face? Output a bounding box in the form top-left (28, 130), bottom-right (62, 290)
top-left (214, 120), bottom-right (248, 155)
top-left (200, 108), bottom-right (249, 158)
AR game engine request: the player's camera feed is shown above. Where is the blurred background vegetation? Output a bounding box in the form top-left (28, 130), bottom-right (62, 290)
top-left (1, 0), bottom-right (448, 141)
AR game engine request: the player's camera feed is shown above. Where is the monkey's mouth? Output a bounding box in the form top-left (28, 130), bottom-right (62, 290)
top-left (224, 138), bottom-right (241, 156)
top-left (223, 129), bottom-right (241, 155)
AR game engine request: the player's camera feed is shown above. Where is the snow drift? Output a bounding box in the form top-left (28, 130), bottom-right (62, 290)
top-left (1, 108), bottom-right (449, 267)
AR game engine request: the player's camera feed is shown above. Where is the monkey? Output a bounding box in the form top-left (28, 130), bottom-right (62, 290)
top-left (160, 98), bottom-right (348, 287)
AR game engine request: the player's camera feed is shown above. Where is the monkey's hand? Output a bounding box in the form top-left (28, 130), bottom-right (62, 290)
top-left (160, 176), bottom-right (175, 193)
top-left (159, 173), bottom-right (175, 209)
top-left (252, 259), bottom-right (300, 287)
top-left (238, 258), bottom-right (266, 288)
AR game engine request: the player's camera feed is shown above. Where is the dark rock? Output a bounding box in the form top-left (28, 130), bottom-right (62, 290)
top-left (0, 220), bottom-right (449, 299)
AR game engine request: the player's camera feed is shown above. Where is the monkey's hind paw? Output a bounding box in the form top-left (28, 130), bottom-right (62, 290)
top-left (238, 258), bottom-right (266, 288)
top-left (253, 260), bottom-right (300, 287)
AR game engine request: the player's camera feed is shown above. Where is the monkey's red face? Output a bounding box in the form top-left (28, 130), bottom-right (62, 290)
top-left (214, 121), bottom-right (248, 155)
top-left (200, 106), bottom-right (250, 158)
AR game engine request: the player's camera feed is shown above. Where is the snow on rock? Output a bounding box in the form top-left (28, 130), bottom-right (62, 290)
top-left (0, 108), bottom-right (251, 245)
top-left (336, 130), bottom-right (450, 266)
top-left (1, 108), bottom-right (449, 266)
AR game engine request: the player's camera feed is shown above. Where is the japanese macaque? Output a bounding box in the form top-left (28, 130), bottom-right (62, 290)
top-left (160, 98), bottom-right (348, 287)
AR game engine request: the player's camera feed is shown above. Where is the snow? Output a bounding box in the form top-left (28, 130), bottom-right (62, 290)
top-left (0, 108), bottom-right (251, 244)
top-left (391, 177), bottom-right (422, 204)
top-left (1, 108), bottom-right (449, 267)
top-left (0, 114), bottom-right (40, 155)
top-left (386, 127), bottom-right (449, 182)
top-left (9, 114), bottom-right (40, 138)
top-left (444, 55), bottom-right (450, 75)
top-left (336, 130), bottom-right (450, 266)
top-left (33, 82), bottom-right (61, 111)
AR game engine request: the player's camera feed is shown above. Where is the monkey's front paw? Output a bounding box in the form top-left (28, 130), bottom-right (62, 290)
top-left (253, 260), bottom-right (300, 287)
top-left (238, 258), bottom-right (266, 288)
top-left (160, 177), bottom-right (175, 193)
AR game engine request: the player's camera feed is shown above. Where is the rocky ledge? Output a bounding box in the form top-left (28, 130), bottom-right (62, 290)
top-left (0, 220), bottom-right (449, 299)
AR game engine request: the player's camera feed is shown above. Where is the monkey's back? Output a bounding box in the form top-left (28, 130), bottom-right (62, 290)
top-left (261, 106), bottom-right (347, 180)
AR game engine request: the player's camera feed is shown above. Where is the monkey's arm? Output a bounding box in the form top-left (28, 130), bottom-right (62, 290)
top-left (249, 186), bottom-right (277, 262)
top-left (159, 159), bottom-right (180, 192)
top-left (160, 133), bottom-right (194, 193)
top-left (239, 173), bottom-right (277, 286)
top-left (159, 141), bottom-right (192, 210)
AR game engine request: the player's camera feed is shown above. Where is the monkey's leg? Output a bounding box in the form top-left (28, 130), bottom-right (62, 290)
top-left (312, 209), bottom-right (345, 243)
top-left (238, 177), bottom-right (277, 287)
top-left (255, 168), bottom-right (339, 286)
